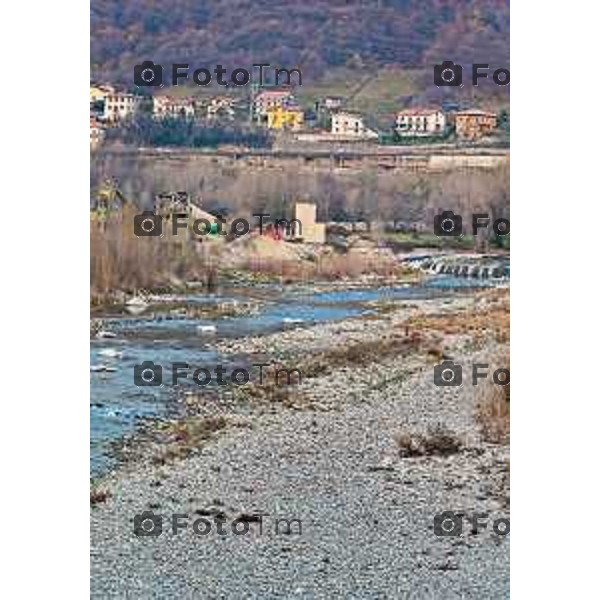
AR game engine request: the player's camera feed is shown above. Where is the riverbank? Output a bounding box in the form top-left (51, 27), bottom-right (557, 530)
top-left (91, 287), bottom-right (509, 598)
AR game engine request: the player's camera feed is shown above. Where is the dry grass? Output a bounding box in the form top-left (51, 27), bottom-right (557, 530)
top-left (151, 415), bottom-right (228, 464)
top-left (306, 332), bottom-right (430, 376)
top-left (475, 351), bottom-right (510, 445)
top-left (234, 334), bottom-right (429, 409)
top-left (405, 292), bottom-right (510, 447)
top-left (238, 251), bottom-right (416, 283)
top-left (396, 424), bottom-right (463, 458)
top-left (170, 415), bottom-right (228, 443)
top-left (405, 293), bottom-right (509, 344)
top-left (236, 333), bottom-right (431, 409)
top-left (236, 363), bottom-right (308, 408)
top-left (91, 210), bottom-right (419, 301)
top-left (90, 205), bottom-right (212, 304)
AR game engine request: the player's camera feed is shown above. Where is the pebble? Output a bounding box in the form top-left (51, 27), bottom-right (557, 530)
top-left (91, 291), bottom-right (509, 599)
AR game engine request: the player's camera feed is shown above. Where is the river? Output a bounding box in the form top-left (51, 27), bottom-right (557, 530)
top-left (90, 268), bottom-right (508, 477)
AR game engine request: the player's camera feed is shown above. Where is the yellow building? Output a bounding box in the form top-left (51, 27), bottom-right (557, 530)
top-left (294, 202), bottom-right (325, 244)
top-left (90, 84), bottom-right (114, 104)
top-left (266, 106), bottom-right (304, 130)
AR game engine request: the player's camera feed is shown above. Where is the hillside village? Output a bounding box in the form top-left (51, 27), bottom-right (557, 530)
top-left (90, 83), bottom-right (506, 150)
top-left (89, 2), bottom-right (511, 598)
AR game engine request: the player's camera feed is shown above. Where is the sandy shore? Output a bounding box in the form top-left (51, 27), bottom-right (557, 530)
top-left (91, 289), bottom-right (509, 599)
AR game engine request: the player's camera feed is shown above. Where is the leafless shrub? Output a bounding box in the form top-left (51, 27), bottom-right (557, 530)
top-left (396, 424), bottom-right (463, 457)
top-left (475, 352), bottom-right (510, 444)
top-left (151, 416), bottom-right (228, 464)
top-left (91, 155), bottom-right (509, 232)
top-left (90, 205), bottom-right (209, 303)
top-left (237, 251), bottom-right (404, 282)
top-left (90, 488), bottom-right (110, 506)
top-left (237, 363), bottom-right (308, 407)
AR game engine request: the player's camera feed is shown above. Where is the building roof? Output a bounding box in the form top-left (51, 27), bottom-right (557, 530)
top-left (209, 96), bottom-right (234, 104)
top-left (189, 203), bottom-right (220, 223)
top-left (255, 89), bottom-right (293, 99)
top-left (154, 96), bottom-right (195, 106)
top-left (454, 109), bottom-right (497, 117)
top-left (397, 108), bottom-right (443, 116)
top-left (333, 112), bottom-right (362, 119)
top-left (90, 83), bottom-right (115, 92)
top-left (106, 92), bottom-right (140, 100)
top-left (268, 102), bottom-right (303, 112)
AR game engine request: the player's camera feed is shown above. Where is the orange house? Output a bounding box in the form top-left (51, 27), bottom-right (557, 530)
top-left (454, 110), bottom-right (497, 140)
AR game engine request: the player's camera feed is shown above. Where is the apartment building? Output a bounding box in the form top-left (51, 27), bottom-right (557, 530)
top-left (396, 109), bottom-right (446, 137)
top-left (206, 96), bottom-right (236, 119)
top-left (266, 104), bottom-right (304, 130)
top-left (90, 84), bottom-right (115, 104)
top-left (153, 96), bottom-right (196, 119)
top-left (103, 93), bottom-right (143, 122)
top-left (331, 112), bottom-right (377, 139)
top-left (253, 89), bottom-right (294, 120)
top-left (454, 110), bottom-right (497, 140)
top-left (322, 96), bottom-right (343, 110)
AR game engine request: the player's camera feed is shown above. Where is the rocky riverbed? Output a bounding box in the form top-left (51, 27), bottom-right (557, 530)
top-left (91, 288), bottom-right (509, 599)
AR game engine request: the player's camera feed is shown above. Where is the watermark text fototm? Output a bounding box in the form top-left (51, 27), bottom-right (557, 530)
top-left (433, 511), bottom-right (509, 537)
top-left (433, 61), bottom-right (510, 87)
top-left (133, 211), bottom-right (302, 238)
top-left (134, 361), bottom-right (302, 387)
top-left (133, 511), bottom-right (302, 537)
top-left (434, 210), bottom-right (509, 238)
top-left (134, 61), bottom-right (302, 88)
top-left (433, 361), bottom-right (510, 388)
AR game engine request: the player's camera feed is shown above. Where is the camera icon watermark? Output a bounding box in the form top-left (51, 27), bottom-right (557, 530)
top-left (433, 360), bottom-right (463, 387)
top-left (433, 211), bottom-right (510, 238)
top-left (134, 211), bottom-right (163, 237)
top-left (434, 210), bottom-right (463, 237)
top-left (433, 361), bottom-right (510, 387)
top-left (133, 210), bottom-right (302, 239)
top-left (134, 361), bottom-right (163, 387)
top-left (134, 61), bottom-right (163, 87)
top-left (433, 511), bottom-right (463, 536)
top-left (133, 361), bottom-right (302, 388)
top-left (133, 62), bottom-right (302, 89)
top-left (433, 61), bottom-right (510, 87)
top-left (434, 61), bottom-right (463, 87)
top-left (133, 511), bottom-right (163, 536)
top-left (433, 511), bottom-right (509, 537)
top-left (132, 511), bottom-right (302, 537)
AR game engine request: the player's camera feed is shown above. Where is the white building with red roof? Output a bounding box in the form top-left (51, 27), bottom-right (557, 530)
top-left (153, 96), bottom-right (196, 119)
top-left (331, 112), bottom-right (378, 139)
top-left (396, 108), bottom-right (446, 137)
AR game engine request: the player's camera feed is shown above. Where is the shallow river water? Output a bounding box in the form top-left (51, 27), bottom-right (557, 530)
top-left (90, 272), bottom-right (507, 477)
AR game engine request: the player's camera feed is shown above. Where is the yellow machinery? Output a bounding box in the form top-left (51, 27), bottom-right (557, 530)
top-left (91, 178), bottom-right (129, 223)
